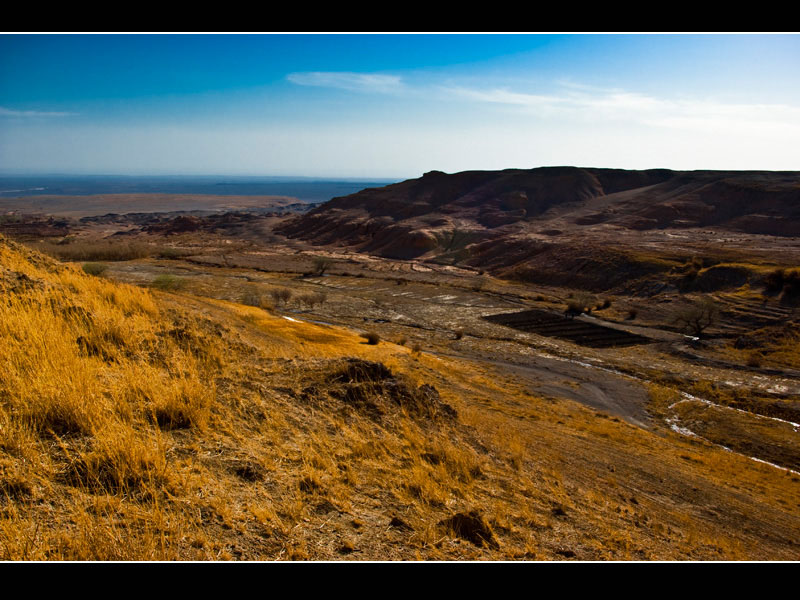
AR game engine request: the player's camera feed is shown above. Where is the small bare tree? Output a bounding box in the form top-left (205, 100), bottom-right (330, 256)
top-left (313, 257), bottom-right (333, 276)
top-left (674, 296), bottom-right (719, 338)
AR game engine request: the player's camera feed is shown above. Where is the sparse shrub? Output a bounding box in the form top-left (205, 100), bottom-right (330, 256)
top-left (535, 295), bottom-right (545, 302)
top-left (241, 289), bottom-right (273, 310)
top-left (626, 308), bottom-right (638, 320)
top-left (412, 343), bottom-right (422, 354)
top-left (297, 291), bottom-right (327, 309)
top-left (565, 292), bottom-right (595, 317)
top-left (677, 256), bottom-right (708, 292)
top-left (397, 337), bottom-right (408, 346)
top-left (454, 329), bottom-right (464, 340)
top-left (240, 290), bottom-right (261, 307)
top-left (82, 262), bottom-right (108, 276)
top-left (747, 352), bottom-right (763, 368)
top-left (268, 287), bottom-right (293, 306)
top-left (761, 267), bottom-right (800, 303)
top-left (763, 268), bottom-right (786, 293)
top-left (151, 274), bottom-right (187, 291)
top-left (361, 332), bottom-right (380, 345)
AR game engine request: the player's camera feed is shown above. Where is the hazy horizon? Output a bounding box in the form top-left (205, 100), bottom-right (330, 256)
top-left (2, 33), bottom-right (799, 177)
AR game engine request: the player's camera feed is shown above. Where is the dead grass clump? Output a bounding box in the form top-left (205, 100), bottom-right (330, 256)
top-left (438, 510), bottom-right (499, 549)
top-left (61, 425), bottom-right (167, 497)
top-left (0, 459), bottom-right (34, 502)
top-left (26, 394), bottom-right (98, 438)
top-left (231, 460), bottom-right (266, 483)
top-left (150, 375), bottom-right (214, 431)
top-left (301, 358), bottom-right (457, 424)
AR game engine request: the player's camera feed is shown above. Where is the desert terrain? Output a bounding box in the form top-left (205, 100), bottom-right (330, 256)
top-left (1, 167), bottom-right (799, 560)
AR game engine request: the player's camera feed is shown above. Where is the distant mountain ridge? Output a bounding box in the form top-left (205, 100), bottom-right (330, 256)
top-left (278, 167), bottom-right (800, 261)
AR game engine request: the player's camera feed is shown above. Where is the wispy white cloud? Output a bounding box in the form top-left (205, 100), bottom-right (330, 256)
top-left (0, 106), bottom-right (78, 118)
top-left (284, 68), bottom-right (800, 140)
top-left (441, 84), bottom-right (800, 137)
top-left (286, 71), bottom-right (405, 94)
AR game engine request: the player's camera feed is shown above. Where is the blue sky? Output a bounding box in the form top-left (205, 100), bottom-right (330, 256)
top-left (1, 34), bottom-right (798, 177)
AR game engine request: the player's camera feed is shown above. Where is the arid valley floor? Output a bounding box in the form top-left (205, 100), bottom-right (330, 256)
top-left (1, 169), bottom-right (799, 560)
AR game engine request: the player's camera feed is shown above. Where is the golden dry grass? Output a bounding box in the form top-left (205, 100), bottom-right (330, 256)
top-left (1, 234), bottom-right (799, 561)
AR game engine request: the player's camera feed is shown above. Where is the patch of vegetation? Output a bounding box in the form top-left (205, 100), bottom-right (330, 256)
top-left (730, 321), bottom-right (800, 369)
top-left (151, 274), bottom-right (187, 291)
top-left (361, 332), bottom-right (380, 345)
top-left (240, 289), bottom-right (273, 311)
top-left (33, 240), bottom-right (154, 262)
top-left (155, 247), bottom-right (196, 260)
top-left (763, 268), bottom-right (800, 304)
top-left (565, 292), bottom-right (596, 317)
top-left (268, 287), bottom-right (293, 306)
top-left (595, 299), bottom-right (611, 310)
top-left (296, 291), bottom-right (327, 309)
top-left (82, 263), bottom-right (108, 277)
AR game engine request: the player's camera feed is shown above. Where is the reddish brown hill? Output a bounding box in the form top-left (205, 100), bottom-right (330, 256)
top-left (277, 167), bottom-right (800, 289)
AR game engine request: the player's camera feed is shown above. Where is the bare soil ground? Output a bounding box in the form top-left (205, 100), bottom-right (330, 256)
top-left (87, 226), bottom-right (800, 472)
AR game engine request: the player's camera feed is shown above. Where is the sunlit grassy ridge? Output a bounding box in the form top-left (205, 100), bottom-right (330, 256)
top-left (1, 235), bottom-right (798, 560)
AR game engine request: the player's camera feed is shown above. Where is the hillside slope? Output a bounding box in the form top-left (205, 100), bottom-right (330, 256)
top-left (2, 234), bottom-right (799, 560)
